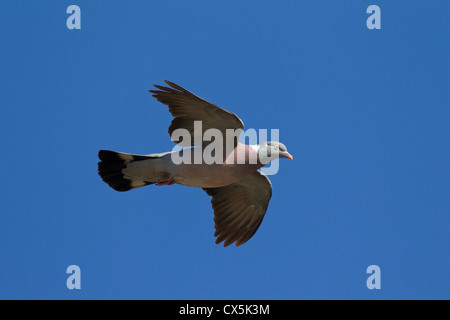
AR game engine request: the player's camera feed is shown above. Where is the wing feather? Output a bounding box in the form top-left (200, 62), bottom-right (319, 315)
top-left (150, 80), bottom-right (244, 147)
top-left (203, 171), bottom-right (272, 247)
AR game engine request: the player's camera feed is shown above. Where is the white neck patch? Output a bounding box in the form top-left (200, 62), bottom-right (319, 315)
top-left (250, 144), bottom-right (259, 153)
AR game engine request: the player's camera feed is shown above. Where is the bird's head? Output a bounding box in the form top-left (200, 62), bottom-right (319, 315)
top-left (256, 141), bottom-right (293, 164)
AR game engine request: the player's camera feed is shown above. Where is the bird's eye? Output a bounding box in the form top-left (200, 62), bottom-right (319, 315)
top-left (274, 145), bottom-right (279, 150)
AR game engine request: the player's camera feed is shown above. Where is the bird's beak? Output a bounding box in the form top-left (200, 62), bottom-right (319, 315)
top-left (283, 152), bottom-right (293, 160)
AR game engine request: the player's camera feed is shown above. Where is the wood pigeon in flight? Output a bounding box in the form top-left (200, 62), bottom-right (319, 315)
top-left (98, 81), bottom-right (293, 247)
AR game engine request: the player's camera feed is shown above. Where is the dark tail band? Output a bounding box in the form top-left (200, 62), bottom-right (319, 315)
top-left (98, 150), bottom-right (153, 192)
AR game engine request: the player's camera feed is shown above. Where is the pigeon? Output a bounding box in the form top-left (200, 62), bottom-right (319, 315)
top-left (98, 81), bottom-right (293, 247)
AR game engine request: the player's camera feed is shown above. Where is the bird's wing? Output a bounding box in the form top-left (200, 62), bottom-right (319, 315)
top-left (149, 80), bottom-right (244, 147)
top-left (203, 170), bottom-right (272, 247)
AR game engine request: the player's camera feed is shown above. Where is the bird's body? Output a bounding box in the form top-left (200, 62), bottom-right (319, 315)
top-left (98, 81), bottom-right (292, 247)
top-left (122, 143), bottom-right (263, 188)
top-left (173, 156), bottom-right (264, 188)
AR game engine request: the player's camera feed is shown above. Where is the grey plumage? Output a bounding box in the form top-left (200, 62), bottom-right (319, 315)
top-left (150, 80), bottom-right (244, 148)
top-left (204, 171), bottom-right (272, 247)
top-left (98, 81), bottom-right (292, 247)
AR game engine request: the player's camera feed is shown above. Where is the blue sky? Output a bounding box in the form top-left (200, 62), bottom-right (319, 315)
top-left (0, 1), bottom-right (449, 299)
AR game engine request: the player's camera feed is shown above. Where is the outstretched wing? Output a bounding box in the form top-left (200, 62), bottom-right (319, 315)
top-left (203, 171), bottom-right (272, 247)
top-left (149, 80), bottom-right (244, 147)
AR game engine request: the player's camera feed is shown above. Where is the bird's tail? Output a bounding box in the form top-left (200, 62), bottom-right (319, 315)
top-left (97, 150), bottom-right (157, 192)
